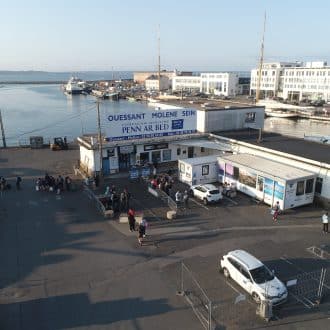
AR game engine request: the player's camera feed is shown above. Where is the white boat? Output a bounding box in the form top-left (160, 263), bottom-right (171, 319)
top-left (265, 108), bottom-right (298, 118)
top-left (64, 77), bottom-right (85, 94)
top-left (304, 134), bottom-right (330, 145)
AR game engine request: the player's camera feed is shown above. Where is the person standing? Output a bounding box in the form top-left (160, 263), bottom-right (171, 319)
top-left (322, 211), bottom-right (328, 234)
top-left (273, 201), bottom-right (280, 222)
top-left (128, 209), bottom-right (136, 232)
top-left (138, 221), bottom-right (145, 245)
top-left (16, 176), bottom-right (22, 190)
top-left (183, 190), bottom-right (189, 208)
top-left (175, 190), bottom-right (182, 205)
top-left (124, 188), bottom-right (131, 211)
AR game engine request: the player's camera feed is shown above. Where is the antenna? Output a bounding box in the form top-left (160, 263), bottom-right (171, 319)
top-left (157, 24), bottom-right (161, 94)
top-left (256, 11), bottom-right (266, 103)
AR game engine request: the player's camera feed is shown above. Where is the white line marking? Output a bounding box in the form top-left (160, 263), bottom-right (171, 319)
top-left (223, 196), bottom-right (238, 205)
top-left (190, 198), bottom-right (209, 210)
top-left (280, 257), bottom-right (294, 265)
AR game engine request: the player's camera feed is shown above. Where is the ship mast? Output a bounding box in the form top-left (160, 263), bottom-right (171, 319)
top-left (157, 24), bottom-right (161, 94)
top-left (256, 12), bottom-right (266, 103)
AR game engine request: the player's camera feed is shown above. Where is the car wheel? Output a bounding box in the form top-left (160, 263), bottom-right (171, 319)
top-left (252, 292), bottom-right (261, 303)
top-left (203, 198), bottom-right (208, 205)
top-left (223, 267), bottom-right (230, 279)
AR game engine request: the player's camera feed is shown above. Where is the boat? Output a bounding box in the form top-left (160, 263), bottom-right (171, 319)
top-left (304, 134), bottom-right (330, 145)
top-left (265, 108), bottom-right (298, 118)
top-left (64, 77), bottom-right (85, 95)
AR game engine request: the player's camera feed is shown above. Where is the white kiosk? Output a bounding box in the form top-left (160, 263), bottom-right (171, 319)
top-left (217, 153), bottom-right (317, 210)
top-left (178, 155), bottom-right (219, 186)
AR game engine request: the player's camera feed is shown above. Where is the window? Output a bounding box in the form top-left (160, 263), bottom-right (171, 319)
top-left (305, 178), bottom-right (314, 194)
top-left (162, 149), bottom-right (172, 162)
top-left (240, 266), bottom-right (251, 279)
top-left (202, 165), bottom-right (209, 176)
top-left (228, 257), bottom-right (240, 270)
top-left (177, 148), bottom-right (181, 156)
top-left (180, 163), bottom-right (185, 173)
top-left (296, 181), bottom-right (305, 196)
top-left (233, 166), bottom-right (239, 180)
top-left (201, 147), bottom-right (205, 153)
top-left (245, 112), bottom-right (256, 123)
top-left (315, 177), bottom-right (323, 194)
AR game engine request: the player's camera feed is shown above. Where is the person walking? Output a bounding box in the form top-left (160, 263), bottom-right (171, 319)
top-left (322, 211), bottom-right (328, 234)
top-left (175, 190), bottom-right (182, 206)
top-left (138, 221), bottom-right (145, 245)
top-left (183, 190), bottom-right (189, 209)
top-left (128, 209), bottom-right (136, 232)
top-left (141, 218), bottom-right (148, 238)
top-left (16, 176), bottom-right (22, 190)
top-left (272, 201), bottom-right (280, 221)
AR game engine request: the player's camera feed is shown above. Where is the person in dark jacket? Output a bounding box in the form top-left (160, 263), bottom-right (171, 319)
top-left (128, 209), bottom-right (136, 232)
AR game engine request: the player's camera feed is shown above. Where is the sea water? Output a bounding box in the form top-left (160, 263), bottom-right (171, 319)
top-left (0, 84), bottom-right (329, 146)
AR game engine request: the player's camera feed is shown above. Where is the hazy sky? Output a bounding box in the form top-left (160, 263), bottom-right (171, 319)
top-left (1, 0), bottom-right (330, 71)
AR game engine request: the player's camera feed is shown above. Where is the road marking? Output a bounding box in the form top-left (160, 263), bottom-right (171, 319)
top-left (190, 198), bottom-right (209, 210)
top-left (280, 256), bottom-right (294, 265)
top-left (223, 196), bottom-right (238, 205)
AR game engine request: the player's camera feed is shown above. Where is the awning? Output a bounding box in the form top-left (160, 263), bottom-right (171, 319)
top-left (177, 139), bottom-right (233, 152)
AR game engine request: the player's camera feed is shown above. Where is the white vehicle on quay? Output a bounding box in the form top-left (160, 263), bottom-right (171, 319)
top-left (220, 250), bottom-right (288, 305)
top-left (189, 184), bottom-right (222, 205)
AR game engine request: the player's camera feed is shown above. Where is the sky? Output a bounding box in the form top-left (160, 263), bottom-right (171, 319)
top-left (1, 0), bottom-right (330, 72)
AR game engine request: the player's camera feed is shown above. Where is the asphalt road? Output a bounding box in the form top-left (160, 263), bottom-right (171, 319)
top-left (0, 148), bottom-right (329, 330)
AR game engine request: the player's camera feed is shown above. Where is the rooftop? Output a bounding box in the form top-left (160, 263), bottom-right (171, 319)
top-left (153, 98), bottom-right (263, 112)
top-left (215, 130), bottom-right (330, 164)
top-left (220, 153), bottom-right (315, 181)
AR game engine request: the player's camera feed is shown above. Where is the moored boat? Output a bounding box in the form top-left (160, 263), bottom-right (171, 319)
top-left (64, 77), bottom-right (85, 94)
top-left (265, 108), bottom-right (298, 118)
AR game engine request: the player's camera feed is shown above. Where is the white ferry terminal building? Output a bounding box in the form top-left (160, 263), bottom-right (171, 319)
top-left (77, 99), bottom-right (330, 208)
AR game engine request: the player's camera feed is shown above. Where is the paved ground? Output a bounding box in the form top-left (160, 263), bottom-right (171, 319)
top-left (0, 148), bottom-right (329, 330)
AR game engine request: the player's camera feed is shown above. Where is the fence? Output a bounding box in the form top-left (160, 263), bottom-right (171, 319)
top-left (83, 185), bottom-right (107, 216)
top-left (287, 268), bottom-right (329, 307)
top-left (179, 262), bottom-right (212, 330)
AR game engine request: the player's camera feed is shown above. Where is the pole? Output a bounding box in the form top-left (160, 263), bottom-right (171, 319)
top-left (256, 12), bottom-right (266, 103)
top-left (97, 101), bottom-right (103, 180)
top-left (0, 109), bottom-right (7, 148)
top-left (157, 24), bottom-right (161, 94)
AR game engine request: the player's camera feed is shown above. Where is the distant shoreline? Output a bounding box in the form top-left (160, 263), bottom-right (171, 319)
top-left (0, 79), bottom-right (134, 84)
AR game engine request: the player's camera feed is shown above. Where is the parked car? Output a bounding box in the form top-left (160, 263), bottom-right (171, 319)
top-left (189, 184), bottom-right (222, 205)
top-left (220, 250), bottom-right (288, 305)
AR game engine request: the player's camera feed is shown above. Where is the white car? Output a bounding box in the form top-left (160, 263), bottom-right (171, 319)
top-left (220, 250), bottom-right (288, 305)
top-left (190, 184), bottom-right (222, 205)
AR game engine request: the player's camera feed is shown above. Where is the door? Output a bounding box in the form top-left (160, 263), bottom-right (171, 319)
top-left (151, 150), bottom-right (161, 164)
top-left (119, 153), bottom-right (130, 170)
top-left (226, 257), bottom-right (241, 282)
top-left (236, 266), bottom-right (253, 293)
top-left (188, 147), bottom-right (194, 158)
top-left (102, 158), bottom-right (110, 175)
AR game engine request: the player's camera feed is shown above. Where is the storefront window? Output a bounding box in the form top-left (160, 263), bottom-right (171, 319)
top-left (296, 181), bottom-right (305, 196)
top-left (162, 149), bottom-right (172, 162)
top-left (152, 150), bottom-right (161, 164)
top-left (238, 168), bottom-right (257, 188)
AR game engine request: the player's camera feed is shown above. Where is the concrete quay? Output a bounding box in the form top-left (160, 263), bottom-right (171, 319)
top-left (0, 147), bottom-right (329, 330)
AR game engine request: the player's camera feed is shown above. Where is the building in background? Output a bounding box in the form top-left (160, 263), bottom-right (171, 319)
top-left (250, 61), bottom-right (330, 101)
top-left (133, 70), bottom-right (176, 84)
top-left (200, 72), bottom-right (239, 97)
top-left (145, 75), bottom-right (171, 91)
top-left (172, 75), bottom-right (201, 92)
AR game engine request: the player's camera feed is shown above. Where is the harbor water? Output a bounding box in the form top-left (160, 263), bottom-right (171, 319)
top-left (0, 84), bottom-right (329, 146)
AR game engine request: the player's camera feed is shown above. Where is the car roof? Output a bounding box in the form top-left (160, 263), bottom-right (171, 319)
top-left (228, 250), bottom-right (263, 270)
top-left (201, 184), bottom-right (218, 190)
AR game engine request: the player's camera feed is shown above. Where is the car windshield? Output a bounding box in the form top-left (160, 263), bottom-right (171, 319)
top-left (250, 266), bottom-right (274, 284)
top-left (209, 189), bottom-right (219, 194)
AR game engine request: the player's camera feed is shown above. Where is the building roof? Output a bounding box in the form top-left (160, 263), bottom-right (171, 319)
top-left (216, 130), bottom-right (330, 164)
top-left (219, 153), bottom-right (316, 181)
top-left (153, 98), bottom-right (264, 112)
top-left (179, 155), bottom-right (220, 166)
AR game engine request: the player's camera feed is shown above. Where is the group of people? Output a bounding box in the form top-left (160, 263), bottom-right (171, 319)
top-left (36, 173), bottom-right (72, 194)
top-left (150, 173), bottom-right (174, 196)
top-left (0, 176), bottom-right (22, 191)
top-left (127, 208), bottom-right (148, 245)
top-left (103, 185), bottom-right (131, 213)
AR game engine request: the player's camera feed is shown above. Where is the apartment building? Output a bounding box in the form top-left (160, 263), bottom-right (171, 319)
top-left (250, 61), bottom-right (330, 101)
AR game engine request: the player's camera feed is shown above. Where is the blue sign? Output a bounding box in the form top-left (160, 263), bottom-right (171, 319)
top-left (141, 167), bottom-right (151, 177)
top-left (172, 119), bottom-right (184, 129)
top-left (129, 167), bottom-right (139, 180)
